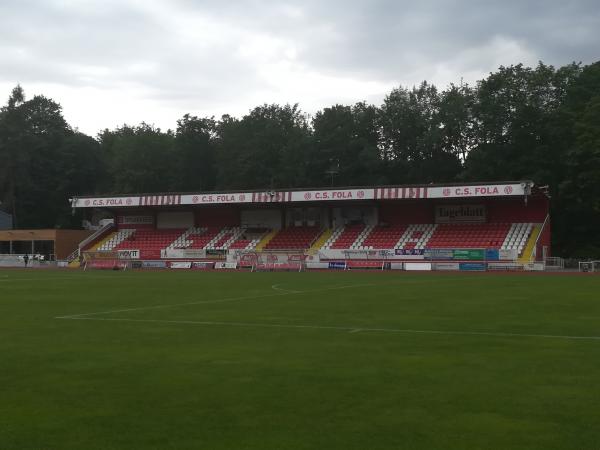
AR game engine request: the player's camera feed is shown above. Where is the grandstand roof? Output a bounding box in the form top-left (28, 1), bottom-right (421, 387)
top-left (71, 180), bottom-right (538, 209)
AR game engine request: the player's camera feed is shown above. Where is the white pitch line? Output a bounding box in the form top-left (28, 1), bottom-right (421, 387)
top-left (55, 283), bottom-right (380, 319)
top-left (0, 274), bottom-right (145, 282)
top-left (55, 316), bottom-right (600, 342)
top-left (271, 284), bottom-right (300, 294)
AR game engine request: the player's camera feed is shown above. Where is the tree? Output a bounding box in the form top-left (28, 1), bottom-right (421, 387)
top-left (554, 62), bottom-right (600, 256)
top-left (312, 102), bottom-right (382, 186)
top-left (216, 104), bottom-right (312, 189)
top-left (99, 123), bottom-right (176, 193)
top-left (379, 81), bottom-right (462, 183)
top-left (173, 114), bottom-right (217, 191)
top-left (0, 89), bottom-right (78, 227)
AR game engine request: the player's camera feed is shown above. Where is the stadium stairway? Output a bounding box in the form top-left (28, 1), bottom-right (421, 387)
top-left (321, 224), bottom-right (367, 250)
top-left (255, 229), bottom-right (278, 251)
top-left (396, 224), bottom-right (436, 250)
top-left (308, 228), bottom-right (332, 254)
top-left (518, 224), bottom-right (541, 263)
top-left (68, 232), bottom-right (118, 268)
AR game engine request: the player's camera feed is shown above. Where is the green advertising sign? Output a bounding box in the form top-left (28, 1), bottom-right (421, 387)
top-left (453, 249), bottom-right (485, 260)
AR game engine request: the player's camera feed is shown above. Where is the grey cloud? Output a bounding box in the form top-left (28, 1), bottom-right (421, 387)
top-left (0, 0), bottom-right (598, 134)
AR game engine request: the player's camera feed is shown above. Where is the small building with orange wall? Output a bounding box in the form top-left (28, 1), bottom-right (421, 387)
top-left (0, 229), bottom-right (92, 260)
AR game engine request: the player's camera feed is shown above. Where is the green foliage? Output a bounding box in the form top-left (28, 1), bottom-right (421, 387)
top-left (1, 60), bottom-right (600, 255)
top-left (216, 104), bottom-right (312, 189)
top-left (312, 102), bottom-right (383, 186)
top-left (173, 114), bottom-right (217, 191)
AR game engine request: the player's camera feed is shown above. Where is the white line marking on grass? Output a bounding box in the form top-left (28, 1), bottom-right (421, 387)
top-left (0, 274), bottom-right (145, 282)
top-left (55, 316), bottom-right (600, 341)
top-left (55, 283), bottom-right (380, 319)
top-left (271, 284), bottom-right (300, 294)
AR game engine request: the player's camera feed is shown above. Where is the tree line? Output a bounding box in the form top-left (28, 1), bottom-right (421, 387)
top-left (1, 61), bottom-right (599, 256)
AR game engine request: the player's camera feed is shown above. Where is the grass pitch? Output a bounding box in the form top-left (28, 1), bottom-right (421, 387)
top-left (1, 270), bottom-right (600, 450)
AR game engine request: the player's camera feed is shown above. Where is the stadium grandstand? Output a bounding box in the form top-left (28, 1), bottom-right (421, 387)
top-left (68, 180), bottom-right (551, 271)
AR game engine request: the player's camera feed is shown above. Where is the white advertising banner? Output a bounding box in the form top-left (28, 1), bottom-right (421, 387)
top-left (435, 204), bottom-right (486, 223)
top-left (162, 248), bottom-right (206, 259)
top-left (181, 192), bottom-right (252, 205)
top-left (499, 249), bottom-right (518, 261)
top-left (290, 188), bottom-right (373, 202)
top-left (427, 184), bottom-right (525, 198)
top-left (117, 249), bottom-right (140, 259)
top-left (405, 262), bottom-right (432, 271)
top-left (75, 196), bottom-right (140, 208)
top-left (214, 262), bottom-right (238, 269)
top-left (72, 183), bottom-right (528, 208)
top-left (318, 249), bottom-right (425, 261)
top-left (170, 261), bottom-right (192, 269)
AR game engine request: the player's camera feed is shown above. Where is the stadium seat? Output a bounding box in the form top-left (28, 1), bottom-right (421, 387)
top-left (264, 226), bottom-right (322, 250)
top-left (358, 224), bottom-right (408, 249)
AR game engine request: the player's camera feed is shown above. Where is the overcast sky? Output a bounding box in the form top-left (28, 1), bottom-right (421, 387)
top-left (1, 0), bottom-right (598, 135)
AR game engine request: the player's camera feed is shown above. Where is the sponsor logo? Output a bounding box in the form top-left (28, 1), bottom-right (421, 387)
top-left (450, 186), bottom-right (501, 196)
top-left (192, 196), bottom-right (199, 203)
top-left (459, 262), bottom-right (486, 271)
top-left (117, 249), bottom-right (140, 259)
top-left (199, 194), bottom-right (238, 203)
top-left (443, 188), bottom-right (451, 197)
top-left (314, 191), bottom-right (355, 200)
top-left (142, 261), bottom-right (167, 269)
top-left (504, 185), bottom-right (513, 194)
top-left (395, 249), bottom-right (425, 256)
top-left (304, 192), bottom-right (312, 200)
top-left (239, 194), bottom-right (246, 201)
top-left (170, 261), bottom-right (192, 269)
top-left (357, 190), bottom-right (365, 198)
top-left (435, 204), bottom-right (486, 223)
top-left (215, 262), bottom-right (238, 269)
top-left (88, 198), bottom-right (135, 207)
top-left (118, 216), bottom-right (153, 225)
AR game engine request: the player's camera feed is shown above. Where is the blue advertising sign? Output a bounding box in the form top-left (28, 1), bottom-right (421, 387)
top-left (459, 262), bottom-right (486, 271)
top-left (142, 261), bottom-right (167, 269)
top-left (328, 261), bottom-right (346, 270)
top-left (395, 249), bottom-right (425, 256)
top-left (485, 249), bottom-right (499, 261)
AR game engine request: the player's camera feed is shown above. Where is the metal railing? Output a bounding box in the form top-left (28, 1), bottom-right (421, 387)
top-left (531, 214), bottom-right (550, 262)
top-left (66, 222), bottom-right (115, 264)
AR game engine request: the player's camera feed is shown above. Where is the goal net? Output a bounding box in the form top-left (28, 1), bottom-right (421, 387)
top-left (343, 249), bottom-right (387, 269)
top-left (236, 251), bottom-right (306, 272)
top-left (579, 260), bottom-right (600, 272)
top-left (82, 251), bottom-right (131, 270)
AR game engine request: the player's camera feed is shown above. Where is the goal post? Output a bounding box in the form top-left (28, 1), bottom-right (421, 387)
top-left (81, 251), bottom-right (131, 271)
top-left (579, 260), bottom-right (600, 273)
top-left (343, 249), bottom-right (386, 270)
top-left (235, 250), bottom-right (307, 272)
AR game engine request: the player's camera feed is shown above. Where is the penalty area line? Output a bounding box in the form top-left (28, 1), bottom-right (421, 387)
top-left (55, 282), bottom-right (382, 319)
top-left (271, 284), bottom-right (301, 294)
top-left (55, 316), bottom-right (600, 342)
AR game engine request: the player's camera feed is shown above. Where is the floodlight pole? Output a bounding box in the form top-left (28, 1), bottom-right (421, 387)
top-left (326, 169), bottom-right (338, 187)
